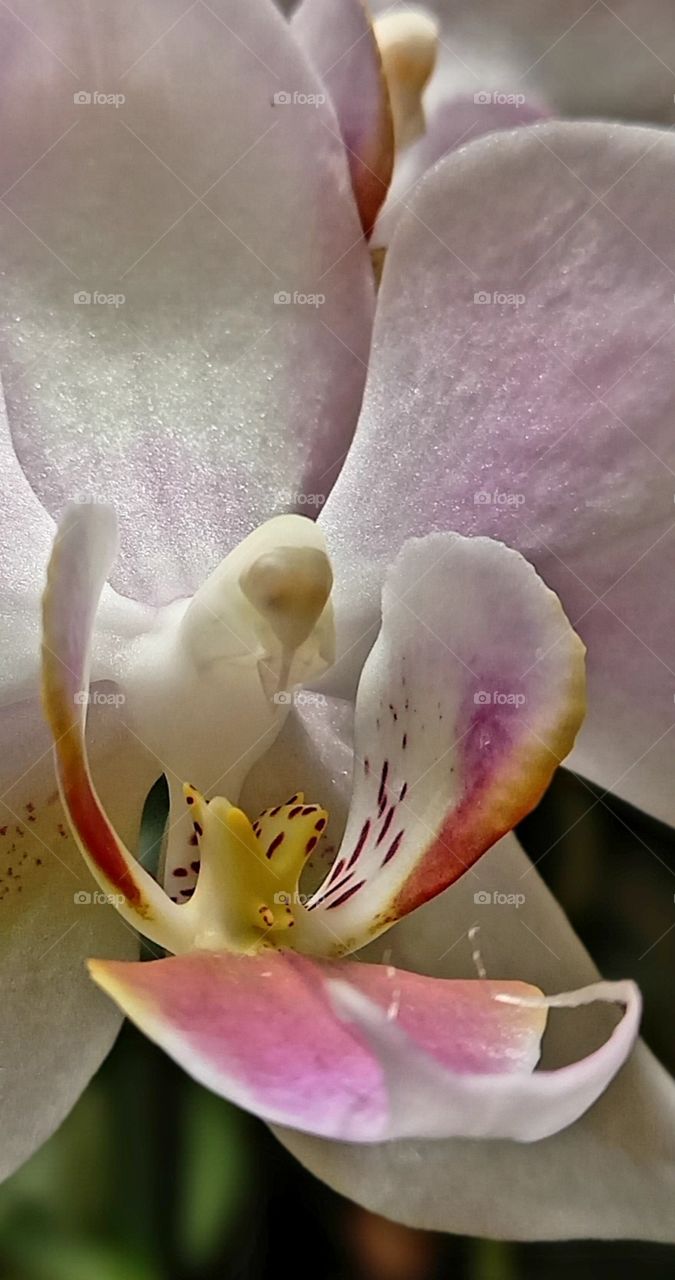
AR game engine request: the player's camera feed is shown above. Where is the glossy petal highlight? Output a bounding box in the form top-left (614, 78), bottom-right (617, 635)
top-left (1, 0), bottom-right (373, 603)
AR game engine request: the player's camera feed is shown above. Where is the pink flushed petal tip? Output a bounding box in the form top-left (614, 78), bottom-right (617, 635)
top-left (89, 949), bottom-right (639, 1144)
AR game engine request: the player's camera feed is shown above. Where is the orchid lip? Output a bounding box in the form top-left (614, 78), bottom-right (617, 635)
top-left (172, 784), bottom-right (331, 955)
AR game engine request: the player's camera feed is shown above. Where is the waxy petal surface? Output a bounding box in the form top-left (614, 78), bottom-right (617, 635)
top-left (0, 382), bottom-right (153, 705)
top-left (375, 94), bottom-right (548, 246)
top-left (321, 121), bottom-right (675, 825)
top-left (292, 533), bottom-right (584, 954)
top-left (90, 948), bottom-right (638, 1143)
top-left (0, 0), bottom-right (373, 603)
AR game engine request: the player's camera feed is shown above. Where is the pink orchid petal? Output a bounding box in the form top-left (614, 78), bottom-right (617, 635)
top-left (89, 947), bottom-right (639, 1143)
top-left (375, 94), bottom-right (548, 245)
top-left (321, 120), bottom-right (675, 825)
top-left (281, 831), bottom-right (675, 1241)
top-left (0, 0), bottom-right (373, 604)
top-left (291, 532), bottom-right (583, 955)
top-left (293, 0), bottom-right (394, 236)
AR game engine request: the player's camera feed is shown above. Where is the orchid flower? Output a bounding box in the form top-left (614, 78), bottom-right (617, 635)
top-left (1, 0), bottom-right (675, 1245)
top-left (39, 501), bottom-right (644, 1149)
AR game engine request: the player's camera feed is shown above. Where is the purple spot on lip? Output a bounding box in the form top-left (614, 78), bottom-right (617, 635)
top-left (347, 819), bottom-right (370, 869)
top-left (310, 865), bottom-right (354, 909)
top-left (376, 805), bottom-right (396, 846)
top-left (325, 857), bottom-right (345, 884)
top-left (377, 760), bottom-right (389, 815)
top-left (326, 879), bottom-right (366, 910)
top-left (321, 871), bottom-right (353, 899)
top-left (381, 830), bottom-right (404, 866)
top-left (266, 832), bottom-right (285, 859)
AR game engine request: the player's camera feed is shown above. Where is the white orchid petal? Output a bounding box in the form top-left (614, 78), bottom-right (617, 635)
top-left (0, 0), bottom-right (373, 604)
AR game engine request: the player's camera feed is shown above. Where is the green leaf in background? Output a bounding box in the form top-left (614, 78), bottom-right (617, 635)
top-left (177, 1086), bottom-right (251, 1270)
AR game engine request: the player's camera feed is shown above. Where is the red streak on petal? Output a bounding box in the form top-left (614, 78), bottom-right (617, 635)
top-left (64, 760), bottom-right (143, 906)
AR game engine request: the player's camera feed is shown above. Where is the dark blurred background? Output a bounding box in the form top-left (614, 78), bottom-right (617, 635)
top-left (0, 770), bottom-right (673, 1279)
